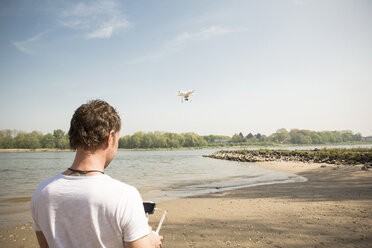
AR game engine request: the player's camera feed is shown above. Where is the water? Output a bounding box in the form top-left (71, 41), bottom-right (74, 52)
top-left (5, 145), bottom-right (370, 227)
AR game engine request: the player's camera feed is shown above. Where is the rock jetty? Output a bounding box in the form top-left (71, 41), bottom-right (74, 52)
top-left (203, 148), bottom-right (372, 169)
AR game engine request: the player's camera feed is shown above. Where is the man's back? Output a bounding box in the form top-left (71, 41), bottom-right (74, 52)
top-left (31, 173), bottom-right (149, 248)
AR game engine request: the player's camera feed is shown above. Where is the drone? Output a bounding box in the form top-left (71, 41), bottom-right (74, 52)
top-left (178, 90), bottom-right (195, 103)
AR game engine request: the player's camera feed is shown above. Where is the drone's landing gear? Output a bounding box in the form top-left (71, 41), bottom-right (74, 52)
top-left (180, 96), bottom-right (192, 103)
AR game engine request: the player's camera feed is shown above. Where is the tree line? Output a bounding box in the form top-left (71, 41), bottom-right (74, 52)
top-left (119, 132), bottom-right (231, 149)
top-left (0, 129), bottom-right (69, 149)
top-left (231, 128), bottom-right (363, 145)
top-left (0, 128), bottom-right (368, 150)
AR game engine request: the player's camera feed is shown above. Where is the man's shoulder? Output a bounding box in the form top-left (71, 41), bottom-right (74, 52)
top-left (31, 174), bottom-right (64, 201)
top-left (100, 175), bottom-right (138, 194)
top-left (83, 176), bottom-right (142, 206)
top-left (32, 174), bottom-right (139, 200)
top-left (34, 174), bottom-right (63, 191)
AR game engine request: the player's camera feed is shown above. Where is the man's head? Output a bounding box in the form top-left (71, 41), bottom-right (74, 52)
top-left (68, 100), bottom-right (121, 151)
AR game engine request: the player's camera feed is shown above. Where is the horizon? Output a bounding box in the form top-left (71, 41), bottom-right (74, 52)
top-left (0, 127), bottom-right (369, 138)
top-left (1, 0), bottom-right (372, 136)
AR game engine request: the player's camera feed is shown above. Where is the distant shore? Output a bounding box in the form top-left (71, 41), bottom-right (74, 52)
top-left (0, 148), bottom-right (73, 153)
top-left (1, 142), bottom-right (371, 152)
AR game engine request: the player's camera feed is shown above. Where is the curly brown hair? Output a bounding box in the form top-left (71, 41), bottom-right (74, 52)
top-left (68, 100), bottom-right (121, 151)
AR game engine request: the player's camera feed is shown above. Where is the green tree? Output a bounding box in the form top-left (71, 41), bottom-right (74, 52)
top-left (184, 133), bottom-right (199, 147)
top-left (23, 132), bottom-right (41, 149)
top-left (165, 133), bottom-right (184, 148)
top-left (239, 132), bottom-right (246, 142)
top-left (0, 136), bottom-right (14, 148)
top-left (59, 135), bottom-right (69, 149)
top-left (289, 129), bottom-right (312, 144)
top-left (323, 131), bottom-right (337, 143)
top-left (119, 135), bottom-right (131, 148)
top-left (131, 132), bottom-right (144, 148)
top-left (203, 135), bottom-right (217, 144)
top-left (197, 136), bottom-right (208, 147)
top-left (15, 132), bottom-right (26, 148)
top-left (176, 134), bottom-right (185, 147)
top-left (269, 128), bottom-right (290, 143)
top-left (53, 129), bottom-right (69, 149)
top-left (246, 133), bottom-right (254, 139)
top-left (41, 133), bottom-right (56, 148)
top-left (353, 133), bottom-right (362, 141)
top-left (0, 130), bottom-right (15, 148)
top-left (276, 128), bottom-right (290, 143)
top-left (231, 133), bottom-right (243, 143)
top-left (140, 134), bottom-right (153, 148)
top-left (341, 131), bottom-right (353, 142)
top-left (258, 134), bottom-right (267, 142)
top-left (53, 129), bottom-right (65, 139)
top-left (152, 134), bottom-right (167, 148)
top-left (332, 131), bottom-right (342, 143)
top-left (310, 132), bottom-right (323, 144)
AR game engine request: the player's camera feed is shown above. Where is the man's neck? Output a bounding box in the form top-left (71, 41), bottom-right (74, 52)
top-left (63, 148), bottom-right (107, 176)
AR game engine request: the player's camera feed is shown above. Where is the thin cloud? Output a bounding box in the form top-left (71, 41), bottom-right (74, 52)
top-left (87, 26), bottom-right (113, 39)
top-left (170, 26), bottom-right (232, 46)
top-left (59, 0), bottom-right (130, 39)
top-left (123, 26), bottom-right (233, 65)
top-left (12, 31), bottom-right (47, 55)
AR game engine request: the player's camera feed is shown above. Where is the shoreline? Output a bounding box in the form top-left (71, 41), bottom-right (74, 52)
top-left (0, 148), bottom-right (73, 153)
top-left (1, 161), bottom-right (371, 247)
top-left (1, 142), bottom-right (371, 152)
top-left (154, 162), bottom-right (372, 247)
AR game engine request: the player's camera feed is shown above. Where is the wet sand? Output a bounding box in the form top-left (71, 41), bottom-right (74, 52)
top-left (1, 162), bottom-right (371, 248)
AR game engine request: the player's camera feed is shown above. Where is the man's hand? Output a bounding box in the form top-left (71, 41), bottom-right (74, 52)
top-left (148, 226), bottom-right (163, 248)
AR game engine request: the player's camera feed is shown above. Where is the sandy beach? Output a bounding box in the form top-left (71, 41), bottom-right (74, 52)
top-left (1, 161), bottom-right (371, 248)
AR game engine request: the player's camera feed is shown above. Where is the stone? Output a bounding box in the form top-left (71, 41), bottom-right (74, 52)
top-left (361, 165), bottom-right (369, 171)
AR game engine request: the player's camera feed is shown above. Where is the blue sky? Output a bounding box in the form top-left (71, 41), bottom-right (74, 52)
top-left (0, 0), bottom-right (371, 136)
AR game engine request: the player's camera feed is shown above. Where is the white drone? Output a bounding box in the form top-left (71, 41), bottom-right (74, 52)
top-left (178, 90), bottom-right (195, 103)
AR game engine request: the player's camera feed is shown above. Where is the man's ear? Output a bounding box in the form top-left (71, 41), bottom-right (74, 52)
top-left (106, 130), bottom-right (115, 147)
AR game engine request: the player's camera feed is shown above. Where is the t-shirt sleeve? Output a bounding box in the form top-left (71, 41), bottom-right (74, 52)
top-left (121, 187), bottom-right (150, 242)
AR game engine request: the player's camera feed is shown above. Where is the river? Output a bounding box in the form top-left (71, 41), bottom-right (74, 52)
top-left (1, 145), bottom-right (370, 227)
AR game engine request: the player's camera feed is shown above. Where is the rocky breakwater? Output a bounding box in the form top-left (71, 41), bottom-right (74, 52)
top-left (203, 148), bottom-right (372, 170)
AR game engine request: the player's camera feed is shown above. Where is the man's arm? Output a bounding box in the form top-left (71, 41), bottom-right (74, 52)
top-left (123, 235), bottom-right (152, 248)
top-left (35, 231), bottom-right (49, 248)
top-left (124, 229), bottom-right (163, 248)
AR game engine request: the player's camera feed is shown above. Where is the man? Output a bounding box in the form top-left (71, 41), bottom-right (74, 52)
top-left (31, 100), bottom-right (163, 248)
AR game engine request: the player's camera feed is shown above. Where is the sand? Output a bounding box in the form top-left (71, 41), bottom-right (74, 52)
top-left (1, 161), bottom-right (371, 248)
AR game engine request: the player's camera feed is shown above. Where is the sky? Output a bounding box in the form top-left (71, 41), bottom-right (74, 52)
top-left (0, 0), bottom-right (371, 137)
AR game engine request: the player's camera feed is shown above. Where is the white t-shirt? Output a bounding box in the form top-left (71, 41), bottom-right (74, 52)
top-left (31, 174), bottom-right (150, 248)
